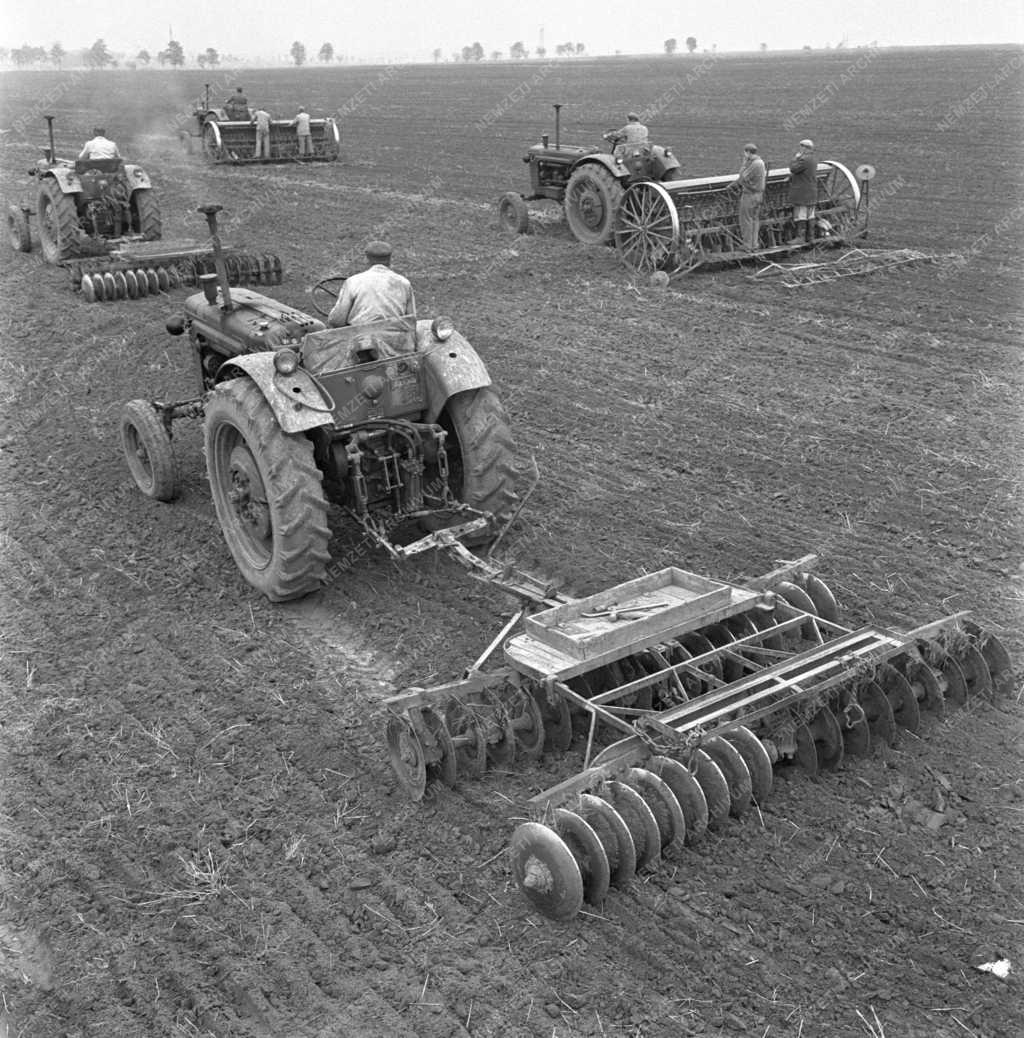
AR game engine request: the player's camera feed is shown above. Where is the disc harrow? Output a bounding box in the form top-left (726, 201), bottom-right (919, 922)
top-left (383, 554), bottom-right (1014, 922)
top-left (65, 241), bottom-right (283, 303)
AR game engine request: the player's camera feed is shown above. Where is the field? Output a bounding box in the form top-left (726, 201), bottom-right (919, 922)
top-left (1, 45), bottom-right (1022, 1038)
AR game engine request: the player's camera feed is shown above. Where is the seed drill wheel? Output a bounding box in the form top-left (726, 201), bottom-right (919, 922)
top-left (510, 822), bottom-right (584, 921)
top-left (202, 120), bottom-right (225, 162)
top-left (120, 400), bottom-right (178, 502)
top-left (7, 205), bottom-right (31, 252)
top-left (386, 715), bottom-right (427, 800)
top-left (815, 161), bottom-right (864, 238)
top-left (578, 793), bottom-right (637, 887)
top-left (564, 163), bottom-right (625, 246)
top-left (614, 181), bottom-right (682, 273)
top-left (497, 192), bottom-right (530, 234)
top-left (649, 755), bottom-right (709, 845)
top-left (204, 378), bottom-right (331, 602)
top-left (36, 180), bottom-right (81, 264)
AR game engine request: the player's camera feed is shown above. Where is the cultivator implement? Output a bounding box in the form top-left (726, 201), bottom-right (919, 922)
top-left (66, 240), bottom-right (284, 303)
top-left (615, 161), bottom-right (873, 276)
top-left (383, 554), bottom-right (1013, 921)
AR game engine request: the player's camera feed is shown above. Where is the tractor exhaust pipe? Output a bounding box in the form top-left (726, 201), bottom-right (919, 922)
top-left (44, 114), bottom-right (56, 164)
top-left (553, 104), bottom-right (562, 150)
top-left (197, 204), bottom-right (234, 311)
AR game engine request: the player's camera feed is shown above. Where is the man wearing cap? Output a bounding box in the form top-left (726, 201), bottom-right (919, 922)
top-left (293, 107), bottom-right (313, 157)
top-left (735, 143), bottom-right (767, 251)
top-left (607, 112), bottom-right (649, 159)
top-left (225, 87), bottom-right (249, 120)
top-left (327, 242), bottom-right (416, 328)
top-left (251, 107), bottom-right (272, 159)
top-left (78, 127), bottom-right (120, 161)
top-left (788, 138), bottom-right (818, 244)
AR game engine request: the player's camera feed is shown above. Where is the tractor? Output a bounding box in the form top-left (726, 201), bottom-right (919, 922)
top-left (119, 206), bottom-right (518, 601)
top-left (7, 116), bottom-right (160, 264)
top-left (497, 104), bottom-right (684, 245)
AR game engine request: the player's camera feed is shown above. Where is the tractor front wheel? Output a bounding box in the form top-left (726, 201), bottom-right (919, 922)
top-left (7, 204), bottom-right (31, 252)
top-left (204, 378), bottom-right (331, 601)
top-left (120, 400), bottom-right (178, 502)
top-left (36, 180), bottom-right (81, 264)
top-left (564, 164), bottom-right (625, 246)
top-left (498, 192), bottom-right (530, 234)
top-left (130, 189), bottom-right (162, 240)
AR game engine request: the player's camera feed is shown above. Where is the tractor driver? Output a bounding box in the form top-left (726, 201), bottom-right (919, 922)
top-left (607, 112), bottom-right (648, 159)
top-left (225, 87), bottom-right (249, 119)
top-left (78, 127), bottom-right (120, 161)
top-left (327, 241), bottom-right (416, 328)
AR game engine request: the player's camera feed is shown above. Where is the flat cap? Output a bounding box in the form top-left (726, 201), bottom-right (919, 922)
top-left (627, 111), bottom-right (640, 120)
top-left (365, 240), bottom-right (392, 261)
top-left (744, 142), bottom-right (758, 153)
top-left (799, 138), bottom-right (815, 148)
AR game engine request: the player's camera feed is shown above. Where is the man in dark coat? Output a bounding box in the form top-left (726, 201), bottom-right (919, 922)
top-left (788, 139), bottom-right (818, 244)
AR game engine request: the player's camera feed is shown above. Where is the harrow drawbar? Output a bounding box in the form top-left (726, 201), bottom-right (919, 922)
top-left (383, 554), bottom-right (1014, 921)
top-left (66, 240), bottom-right (284, 303)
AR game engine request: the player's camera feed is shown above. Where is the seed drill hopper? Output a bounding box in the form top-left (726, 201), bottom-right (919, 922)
top-left (384, 552), bottom-right (1014, 922)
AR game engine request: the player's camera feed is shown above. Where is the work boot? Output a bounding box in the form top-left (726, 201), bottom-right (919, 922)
top-left (805, 220), bottom-right (816, 244)
top-left (787, 220), bottom-right (805, 245)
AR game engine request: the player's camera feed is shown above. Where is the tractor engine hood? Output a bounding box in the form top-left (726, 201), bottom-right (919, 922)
top-left (184, 287), bottom-right (325, 354)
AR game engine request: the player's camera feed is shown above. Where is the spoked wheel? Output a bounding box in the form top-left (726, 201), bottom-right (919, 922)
top-left (510, 822), bottom-right (583, 921)
top-left (202, 120), bottom-right (225, 162)
top-left (497, 191), bottom-right (530, 234)
top-left (614, 181), bottom-right (682, 274)
top-left (120, 399), bottom-right (178, 501)
top-left (311, 275), bottom-right (347, 318)
top-left (386, 715), bottom-right (427, 800)
top-left (564, 164), bottom-right (625, 246)
top-left (816, 160), bottom-right (864, 239)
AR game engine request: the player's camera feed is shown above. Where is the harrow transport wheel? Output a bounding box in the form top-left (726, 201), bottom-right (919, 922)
top-left (604, 781), bottom-right (661, 870)
top-left (386, 715), bottom-right (427, 801)
top-left (130, 188), bottom-right (162, 240)
top-left (36, 181), bottom-right (81, 264)
top-left (511, 822), bottom-right (583, 922)
top-left (552, 808), bottom-right (610, 907)
top-left (204, 379), bottom-right (331, 601)
top-left (627, 768), bottom-right (686, 852)
top-left (578, 793), bottom-right (637, 887)
top-left (691, 749), bottom-right (731, 827)
top-left (649, 756), bottom-right (708, 845)
top-left (702, 736), bottom-right (753, 816)
top-left (806, 707), bottom-right (844, 771)
top-left (508, 686), bottom-right (545, 761)
top-left (429, 387), bottom-right (518, 544)
top-left (614, 181), bottom-right (681, 273)
top-left (860, 681), bottom-right (897, 746)
top-left (7, 205), bottom-right (31, 252)
top-left (421, 706), bottom-right (457, 787)
top-left (120, 400), bottom-right (178, 502)
top-left (497, 192), bottom-right (530, 234)
top-left (878, 664), bottom-right (921, 733)
top-left (444, 698), bottom-right (487, 778)
top-left (564, 164), bottom-right (625, 246)
top-left (964, 622), bottom-right (1013, 696)
top-left (722, 727), bottom-right (773, 802)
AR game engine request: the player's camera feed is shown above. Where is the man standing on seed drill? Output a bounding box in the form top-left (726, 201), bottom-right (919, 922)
top-left (251, 107), bottom-right (272, 159)
top-left (736, 143), bottom-right (766, 251)
top-left (788, 138), bottom-right (818, 244)
top-left (293, 107), bottom-right (313, 157)
top-left (327, 242), bottom-right (416, 328)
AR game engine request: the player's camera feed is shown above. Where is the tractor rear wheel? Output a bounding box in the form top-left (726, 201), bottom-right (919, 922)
top-left (430, 387), bottom-right (518, 541)
top-left (120, 400), bottom-right (178, 502)
top-left (7, 204), bottom-right (31, 252)
top-left (204, 378), bottom-right (331, 601)
top-left (36, 180), bottom-right (81, 264)
top-left (564, 164), bottom-right (625, 246)
top-left (130, 189), bottom-right (162, 240)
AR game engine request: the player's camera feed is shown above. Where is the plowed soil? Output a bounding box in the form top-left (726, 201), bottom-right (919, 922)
top-left (1, 47), bottom-right (1022, 1038)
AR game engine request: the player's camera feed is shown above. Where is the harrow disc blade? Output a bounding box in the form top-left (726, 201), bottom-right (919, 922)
top-left (721, 726), bottom-right (773, 802)
top-left (899, 656), bottom-right (945, 717)
top-left (444, 698), bottom-right (486, 779)
top-left (553, 808), bottom-right (610, 907)
top-left (691, 749), bottom-right (731, 826)
top-left (508, 686), bottom-right (546, 761)
top-left (774, 581), bottom-right (822, 642)
top-left (112, 271), bottom-right (128, 299)
top-left (860, 681), bottom-right (897, 747)
top-left (482, 689), bottom-right (516, 768)
top-left (878, 663), bottom-right (921, 733)
top-left (604, 780), bottom-right (661, 871)
top-left (950, 642), bottom-right (993, 700)
top-left (124, 268), bottom-right (139, 299)
top-left (81, 274), bottom-right (98, 303)
top-left (102, 272), bottom-right (117, 299)
top-left (386, 715), bottom-right (427, 801)
top-left (627, 767), bottom-right (686, 852)
top-left (649, 755), bottom-right (708, 845)
top-left (156, 267), bottom-right (170, 291)
top-left (511, 822), bottom-right (583, 922)
top-left (836, 698), bottom-right (871, 756)
top-left (806, 706), bottom-right (844, 771)
top-left (702, 736), bottom-right (753, 815)
top-left (725, 612), bottom-right (759, 639)
top-left (145, 268), bottom-right (160, 295)
top-left (748, 604), bottom-right (785, 650)
top-left (793, 722), bottom-right (820, 775)
top-left (702, 623), bottom-right (744, 682)
top-left (537, 683), bottom-right (574, 752)
top-left (678, 631), bottom-right (724, 682)
top-left (963, 622), bottom-right (1014, 696)
top-left (421, 705), bottom-right (457, 788)
top-left (578, 792), bottom-right (637, 888)
top-left (802, 574), bottom-right (840, 623)
top-left (934, 651), bottom-right (968, 708)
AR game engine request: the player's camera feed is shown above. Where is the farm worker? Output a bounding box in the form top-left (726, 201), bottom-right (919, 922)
top-left (78, 127), bottom-right (120, 161)
top-left (251, 108), bottom-right (272, 159)
top-left (608, 112), bottom-right (648, 159)
top-left (293, 107), bottom-right (313, 157)
top-left (735, 143), bottom-right (767, 251)
top-left (788, 138), bottom-right (818, 244)
top-left (327, 241), bottom-right (416, 328)
top-left (225, 87), bottom-right (248, 119)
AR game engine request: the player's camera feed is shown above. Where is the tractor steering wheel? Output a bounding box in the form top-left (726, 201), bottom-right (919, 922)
top-left (311, 275), bottom-right (347, 318)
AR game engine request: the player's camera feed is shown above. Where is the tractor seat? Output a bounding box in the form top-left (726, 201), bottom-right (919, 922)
top-left (75, 157), bottom-right (123, 174)
top-left (301, 317), bottom-right (416, 374)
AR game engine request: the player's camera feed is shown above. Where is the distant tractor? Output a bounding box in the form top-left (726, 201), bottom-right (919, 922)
top-left (181, 85), bottom-right (341, 163)
top-left (7, 116), bottom-right (160, 264)
top-left (498, 104), bottom-right (684, 245)
top-left (120, 206), bottom-right (518, 601)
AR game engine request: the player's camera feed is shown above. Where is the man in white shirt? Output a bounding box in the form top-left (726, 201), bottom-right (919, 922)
top-left (251, 108), bottom-right (272, 159)
top-left (327, 242), bottom-right (416, 327)
top-left (293, 107), bottom-right (312, 157)
top-left (78, 128), bottom-right (120, 162)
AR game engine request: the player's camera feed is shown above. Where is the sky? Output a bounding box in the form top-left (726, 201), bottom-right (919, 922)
top-left (1, 0), bottom-right (1021, 63)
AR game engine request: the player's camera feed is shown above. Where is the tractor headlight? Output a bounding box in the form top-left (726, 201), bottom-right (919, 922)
top-left (664, 148), bottom-right (673, 157)
top-left (273, 348), bottom-right (299, 374)
top-left (431, 317), bottom-right (454, 341)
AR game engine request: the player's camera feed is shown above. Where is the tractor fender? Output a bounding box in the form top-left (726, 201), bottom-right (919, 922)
top-left (417, 325), bottom-right (492, 422)
top-left (570, 153), bottom-right (626, 182)
top-left (123, 164), bottom-right (152, 190)
top-left (40, 167), bottom-right (81, 195)
top-left (221, 353), bottom-right (336, 434)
